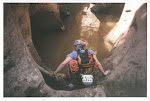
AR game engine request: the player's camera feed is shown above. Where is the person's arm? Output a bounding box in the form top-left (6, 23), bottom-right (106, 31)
top-left (93, 55), bottom-right (109, 75)
top-left (54, 56), bottom-right (72, 75)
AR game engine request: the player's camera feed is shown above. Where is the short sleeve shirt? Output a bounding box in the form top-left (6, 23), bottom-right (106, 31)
top-left (68, 49), bottom-right (95, 60)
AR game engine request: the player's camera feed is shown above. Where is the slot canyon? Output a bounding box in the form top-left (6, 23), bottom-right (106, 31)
top-left (4, 3), bottom-right (147, 97)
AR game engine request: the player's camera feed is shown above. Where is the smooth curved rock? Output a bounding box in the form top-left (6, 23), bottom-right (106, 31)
top-left (4, 3), bottom-right (147, 97)
top-left (101, 3), bottom-right (147, 97)
top-left (29, 3), bottom-right (65, 32)
top-left (91, 3), bottom-right (124, 17)
top-left (4, 3), bottom-right (105, 97)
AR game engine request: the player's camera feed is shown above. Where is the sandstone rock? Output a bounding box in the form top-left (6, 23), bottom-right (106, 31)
top-left (58, 3), bottom-right (71, 19)
top-left (4, 3), bottom-right (147, 97)
top-left (4, 3), bottom-right (105, 97)
top-left (29, 3), bottom-right (65, 32)
top-left (101, 3), bottom-right (147, 97)
top-left (91, 3), bottom-right (124, 17)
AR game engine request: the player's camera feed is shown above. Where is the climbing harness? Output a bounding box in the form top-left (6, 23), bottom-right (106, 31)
top-left (68, 49), bottom-right (98, 74)
top-left (68, 49), bottom-right (99, 86)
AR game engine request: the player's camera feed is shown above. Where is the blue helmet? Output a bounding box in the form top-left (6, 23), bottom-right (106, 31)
top-left (74, 40), bottom-right (84, 47)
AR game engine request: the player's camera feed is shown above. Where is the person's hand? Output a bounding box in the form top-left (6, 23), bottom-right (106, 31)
top-left (52, 72), bottom-right (59, 81)
top-left (103, 70), bottom-right (110, 76)
top-left (51, 72), bottom-right (56, 77)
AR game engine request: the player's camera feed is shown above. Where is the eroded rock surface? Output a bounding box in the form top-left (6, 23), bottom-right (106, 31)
top-left (4, 4), bottom-right (47, 96)
top-left (4, 3), bottom-right (105, 97)
top-left (101, 4), bottom-right (147, 96)
top-left (4, 3), bottom-right (147, 97)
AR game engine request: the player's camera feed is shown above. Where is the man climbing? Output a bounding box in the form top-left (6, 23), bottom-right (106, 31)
top-left (54, 38), bottom-right (109, 88)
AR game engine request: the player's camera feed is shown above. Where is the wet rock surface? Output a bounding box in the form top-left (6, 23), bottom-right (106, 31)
top-left (4, 3), bottom-right (105, 97)
top-left (91, 3), bottom-right (124, 17)
top-left (4, 3), bottom-right (147, 97)
top-left (31, 3), bottom-right (84, 73)
top-left (30, 3), bottom-right (64, 32)
top-left (101, 4), bottom-right (147, 96)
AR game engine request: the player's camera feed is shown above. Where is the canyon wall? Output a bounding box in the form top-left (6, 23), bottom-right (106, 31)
top-left (4, 3), bottom-right (147, 97)
top-left (101, 3), bottom-right (147, 96)
top-left (4, 3), bottom-right (105, 97)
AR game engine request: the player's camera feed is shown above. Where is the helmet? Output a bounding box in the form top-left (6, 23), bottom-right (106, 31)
top-left (74, 40), bottom-right (85, 47)
top-left (81, 74), bottom-right (94, 86)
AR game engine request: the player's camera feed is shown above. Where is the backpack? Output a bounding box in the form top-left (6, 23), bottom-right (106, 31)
top-left (77, 49), bottom-right (95, 74)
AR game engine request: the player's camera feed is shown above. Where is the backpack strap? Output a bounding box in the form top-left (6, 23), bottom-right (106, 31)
top-left (77, 50), bottom-right (81, 64)
top-left (85, 49), bottom-right (88, 53)
top-left (76, 49), bottom-right (96, 74)
top-left (77, 49), bottom-right (88, 65)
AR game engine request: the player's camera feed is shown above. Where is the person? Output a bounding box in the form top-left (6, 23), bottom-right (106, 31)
top-left (54, 39), bottom-right (109, 75)
top-left (54, 39), bottom-right (109, 88)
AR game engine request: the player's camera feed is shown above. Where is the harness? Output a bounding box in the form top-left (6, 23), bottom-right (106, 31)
top-left (77, 49), bottom-right (95, 74)
top-left (69, 49), bottom-right (96, 74)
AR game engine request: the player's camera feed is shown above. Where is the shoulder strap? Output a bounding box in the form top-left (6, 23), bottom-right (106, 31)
top-left (76, 50), bottom-right (81, 64)
top-left (77, 49), bottom-right (80, 55)
top-left (77, 49), bottom-right (90, 65)
top-left (85, 49), bottom-right (88, 53)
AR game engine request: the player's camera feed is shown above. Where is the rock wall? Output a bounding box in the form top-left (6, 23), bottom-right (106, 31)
top-left (4, 3), bottom-right (105, 97)
top-left (101, 3), bottom-right (147, 96)
top-left (30, 3), bottom-right (65, 32)
top-left (4, 4), bottom-right (48, 96)
top-left (31, 3), bottom-right (84, 73)
top-left (91, 3), bottom-right (124, 17)
top-left (91, 3), bottom-right (125, 60)
top-left (4, 3), bottom-right (147, 97)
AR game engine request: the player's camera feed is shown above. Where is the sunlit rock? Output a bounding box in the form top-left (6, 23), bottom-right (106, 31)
top-left (102, 3), bottom-right (147, 96)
